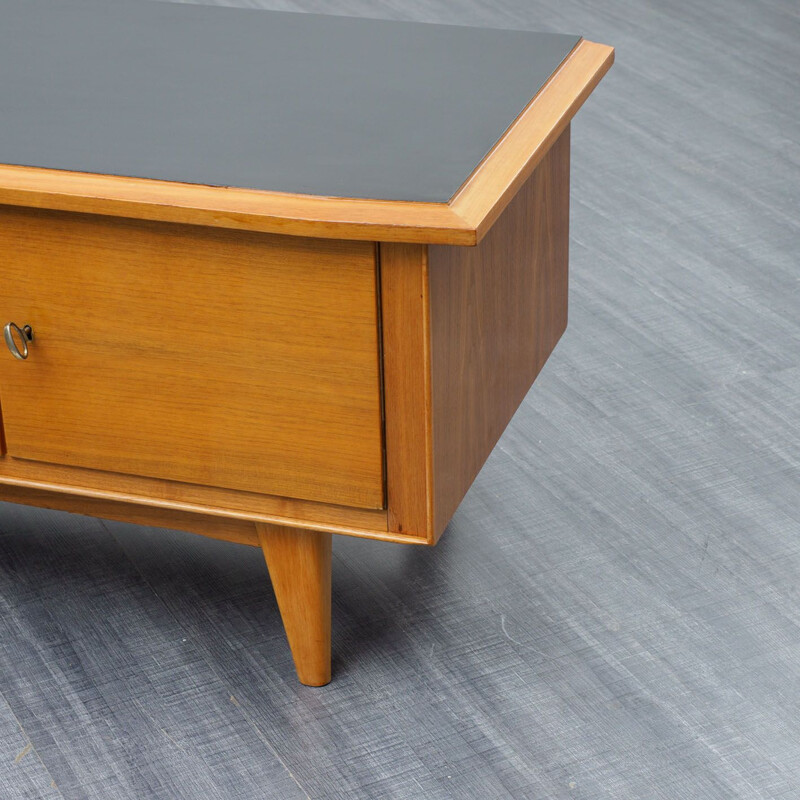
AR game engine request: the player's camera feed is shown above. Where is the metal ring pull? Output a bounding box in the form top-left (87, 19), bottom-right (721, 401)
top-left (4, 322), bottom-right (34, 360)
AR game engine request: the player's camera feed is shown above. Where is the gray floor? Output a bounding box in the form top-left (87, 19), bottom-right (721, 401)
top-left (1, 0), bottom-right (799, 797)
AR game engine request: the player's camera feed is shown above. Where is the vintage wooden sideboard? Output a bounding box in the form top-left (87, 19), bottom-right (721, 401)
top-left (0, 0), bottom-right (613, 684)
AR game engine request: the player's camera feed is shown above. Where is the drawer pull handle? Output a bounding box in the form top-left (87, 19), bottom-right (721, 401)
top-left (4, 323), bottom-right (34, 360)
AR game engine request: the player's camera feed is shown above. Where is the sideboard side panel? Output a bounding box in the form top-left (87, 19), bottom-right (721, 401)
top-left (428, 126), bottom-right (571, 539)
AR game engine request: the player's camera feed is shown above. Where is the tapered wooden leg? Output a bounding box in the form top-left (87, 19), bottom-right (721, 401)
top-left (256, 523), bottom-right (332, 686)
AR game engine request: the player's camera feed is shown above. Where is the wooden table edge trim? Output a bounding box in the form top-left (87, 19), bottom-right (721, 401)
top-left (449, 39), bottom-right (615, 241)
top-left (0, 39), bottom-right (612, 245)
top-left (0, 165), bottom-right (477, 245)
top-left (0, 476), bottom-right (427, 545)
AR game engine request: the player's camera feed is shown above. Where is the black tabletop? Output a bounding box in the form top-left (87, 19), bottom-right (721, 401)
top-left (0, 0), bottom-right (578, 203)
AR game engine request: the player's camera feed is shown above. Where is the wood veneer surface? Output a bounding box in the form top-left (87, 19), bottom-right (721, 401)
top-left (428, 127), bottom-right (570, 537)
top-left (0, 207), bottom-right (385, 509)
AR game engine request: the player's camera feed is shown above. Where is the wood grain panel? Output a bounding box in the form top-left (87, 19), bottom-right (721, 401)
top-left (428, 127), bottom-right (571, 538)
top-left (0, 458), bottom-right (411, 541)
top-left (379, 243), bottom-right (434, 539)
top-left (0, 483), bottom-right (260, 546)
top-left (0, 208), bottom-right (384, 509)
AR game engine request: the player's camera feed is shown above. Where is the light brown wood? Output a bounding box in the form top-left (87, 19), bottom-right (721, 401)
top-left (0, 128), bottom-right (573, 547)
top-left (0, 40), bottom-right (612, 246)
top-left (256, 523), bottom-right (332, 686)
top-left (0, 30), bottom-right (613, 688)
top-left (0, 166), bottom-right (476, 245)
top-left (0, 483), bottom-right (260, 546)
top-left (0, 457), bottom-right (396, 539)
top-left (0, 207), bottom-right (384, 509)
top-left (428, 126), bottom-right (571, 539)
top-left (450, 40), bottom-right (614, 241)
top-left (379, 243), bottom-right (435, 540)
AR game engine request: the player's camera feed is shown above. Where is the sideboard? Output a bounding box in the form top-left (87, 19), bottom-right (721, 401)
top-left (0, 0), bottom-right (613, 684)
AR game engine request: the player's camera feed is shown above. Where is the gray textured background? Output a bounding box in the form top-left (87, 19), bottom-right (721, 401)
top-left (1, 0), bottom-right (799, 798)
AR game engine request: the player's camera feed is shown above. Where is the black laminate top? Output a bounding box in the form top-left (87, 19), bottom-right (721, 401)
top-left (0, 0), bottom-right (578, 203)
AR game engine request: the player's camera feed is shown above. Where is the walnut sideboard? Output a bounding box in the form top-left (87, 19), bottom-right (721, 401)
top-left (0, 0), bottom-right (613, 685)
